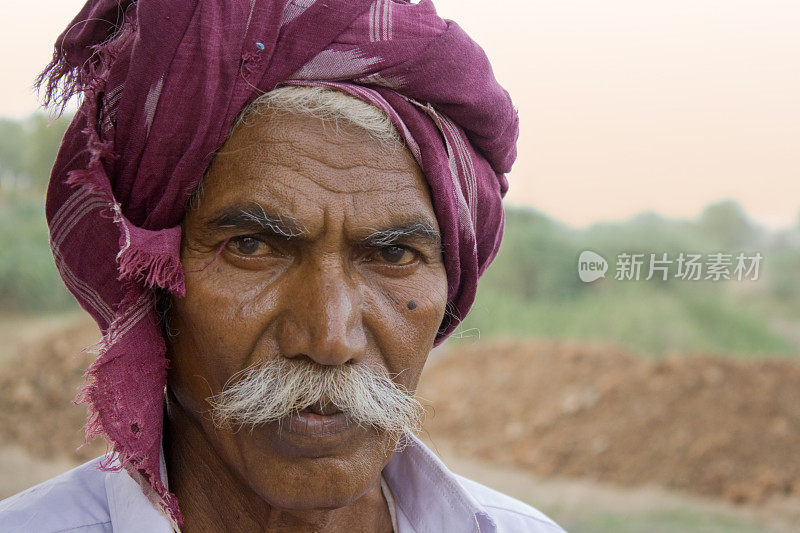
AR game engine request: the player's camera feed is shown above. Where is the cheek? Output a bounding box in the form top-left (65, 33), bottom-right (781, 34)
top-left (364, 264), bottom-right (447, 386)
top-left (166, 268), bottom-right (280, 409)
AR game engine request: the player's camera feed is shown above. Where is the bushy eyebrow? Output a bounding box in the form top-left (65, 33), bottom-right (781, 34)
top-left (204, 204), bottom-right (307, 238)
top-left (361, 222), bottom-right (441, 249)
top-left (204, 204), bottom-right (440, 249)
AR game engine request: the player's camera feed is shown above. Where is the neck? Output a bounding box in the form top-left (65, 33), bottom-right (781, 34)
top-left (163, 397), bottom-right (394, 533)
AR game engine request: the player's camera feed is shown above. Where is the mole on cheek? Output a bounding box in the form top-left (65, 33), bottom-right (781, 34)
top-left (407, 300), bottom-right (417, 310)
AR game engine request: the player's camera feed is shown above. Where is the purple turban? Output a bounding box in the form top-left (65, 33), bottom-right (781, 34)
top-left (40, 0), bottom-right (518, 522)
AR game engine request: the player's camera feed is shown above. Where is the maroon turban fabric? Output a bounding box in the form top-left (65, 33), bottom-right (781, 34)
top-left (40, 0), bottom-right (518, 523)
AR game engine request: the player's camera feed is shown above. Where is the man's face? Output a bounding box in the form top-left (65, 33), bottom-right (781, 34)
top-left (167, 109), bottom-right (448, 509)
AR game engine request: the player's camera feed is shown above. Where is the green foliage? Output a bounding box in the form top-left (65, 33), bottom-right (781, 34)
top-left (455, 283), bottom-right (794, 357)
top-left (763, 246), bottom-right (800, 308)
top-left (0, 113), bottom-right (76, 312)
top-left (0, 119), bottom-right (26, 177)
top-left (697, 200), bottom-right (758, 249)
top-left (0, 113), bottom-right (73, 193)
top-left (452, 202), bottom-right (800, 357)
top-left (0, 194), bottom-right (76, 312)
top-left (22, 114), bottom-right (71, 191)
top-left (480, 209), bottom-right (582, 300)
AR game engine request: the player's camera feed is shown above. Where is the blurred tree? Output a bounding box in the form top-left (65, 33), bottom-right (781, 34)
top-left (0, 196), bottom-right (75, 312)
top-left (697, 200), bottom-right (755, 249)
top-left (22, 113), bottom-right (72, 192)
top-left (480, 207), bottom-right (582, 301)
top-left (0, 119), bottom-right (26, 178)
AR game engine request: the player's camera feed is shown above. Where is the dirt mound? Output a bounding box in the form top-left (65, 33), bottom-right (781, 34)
top-left (0, 317), bottom-right (105, 462)
top-left (419, 339), bottom-right (800, 504)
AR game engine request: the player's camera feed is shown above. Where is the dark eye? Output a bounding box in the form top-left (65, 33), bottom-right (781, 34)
top-left (379, 245), bottom-right (414, 264)
top-left (228, 236), bottom-right (266, 256)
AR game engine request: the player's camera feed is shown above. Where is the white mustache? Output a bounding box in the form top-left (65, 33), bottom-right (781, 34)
top-left (208, 357), bottom-right (424, 436)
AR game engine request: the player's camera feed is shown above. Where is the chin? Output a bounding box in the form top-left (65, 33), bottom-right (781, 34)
top-left (253, 465), bottom-right (368, 511)
top-left (227, 421), bottom-right (395, 511)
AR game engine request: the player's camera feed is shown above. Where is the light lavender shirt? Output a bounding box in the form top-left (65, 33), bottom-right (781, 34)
top-left (0, 434), bottom-right (564, 532)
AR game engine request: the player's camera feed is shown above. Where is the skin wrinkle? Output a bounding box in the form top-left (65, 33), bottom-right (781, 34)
top-left (229, 125), bottom-right (411, 177)
top-left (235, 129), bottom-right (416, 192)
top-left (165, 110), bottom-right (448, 532)
top-left (266, 163), bottom-right (418, 195)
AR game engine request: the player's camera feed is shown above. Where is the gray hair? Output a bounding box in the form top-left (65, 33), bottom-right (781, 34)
top-left (209, 355), bottom-right (424, 439)
top-left (189, 84), bottom-right (404, 208)
top-left (236, 85), bottom-right (403, 145)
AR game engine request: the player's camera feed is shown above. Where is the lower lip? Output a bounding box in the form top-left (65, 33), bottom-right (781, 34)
top-left (283, 410), bottom-right (352, 438)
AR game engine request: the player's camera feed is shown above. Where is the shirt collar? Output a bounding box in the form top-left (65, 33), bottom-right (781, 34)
top-left (104, 437), bottom-right (177, 532)
top-left (104, 462), bottom-right (174, 533)
top-left (382, 432), bottom-right (497, 533)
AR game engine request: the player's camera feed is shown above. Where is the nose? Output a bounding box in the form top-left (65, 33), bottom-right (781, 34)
top-left (276, 258), bottom-right (366, 366)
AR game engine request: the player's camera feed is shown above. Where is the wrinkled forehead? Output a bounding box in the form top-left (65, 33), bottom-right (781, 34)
top-left (187, 108), bottom-right (440, 240)
top-left (193, 86), bottom-right (426, 201)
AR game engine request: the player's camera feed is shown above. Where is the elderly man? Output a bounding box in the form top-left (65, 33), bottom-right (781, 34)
top-left (1, 0), bottom-right (563, 531)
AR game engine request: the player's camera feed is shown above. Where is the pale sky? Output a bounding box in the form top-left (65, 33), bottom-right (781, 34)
top-left (2, 0), bottom-right (799, 229)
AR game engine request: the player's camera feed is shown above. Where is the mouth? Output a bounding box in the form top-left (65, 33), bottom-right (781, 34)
top-left (300, 400), bottom-right (342, 416)
top-left (279, 399), bottom-right (351, 440)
